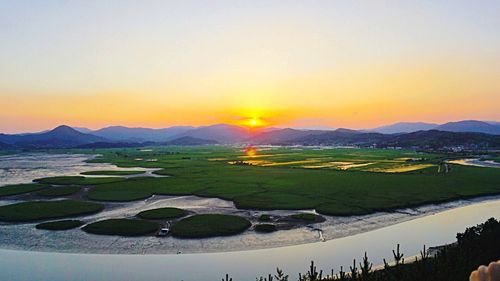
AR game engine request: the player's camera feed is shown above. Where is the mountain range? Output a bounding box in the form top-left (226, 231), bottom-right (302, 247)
top-left (0, 120), bottom-right (499, 150)
top-left (369, 120), bottom-right (500, 135)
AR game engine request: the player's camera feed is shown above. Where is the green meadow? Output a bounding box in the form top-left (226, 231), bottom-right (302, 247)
top-left (1, 146), bottom-right (499, 237)
top-left (76, 146), bottom-right (500, 216)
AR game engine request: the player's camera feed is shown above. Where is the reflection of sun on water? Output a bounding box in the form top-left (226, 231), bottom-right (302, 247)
top-left (244, 146), bottom-right (257, 157)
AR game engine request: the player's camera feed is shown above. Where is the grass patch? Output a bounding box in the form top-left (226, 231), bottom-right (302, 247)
top-left (81, 170), bottom-right (145, 176)
top-left (0, 200), bottom-right (104, 222)
top-left (82, 219), bottom-right (159, 236)
top-left (36, 220), bottom-right (83, 230)
top-left (290, 213), bottom-right (319, 221)
top-left (35, 147), bottom-right (500, 217)
top-left (170, 214), bottom-right (251, 238)
top-left (137, 207), bottom-right (187, 220)
top-left (35, 176), bottom-right (124, 185)
top-left (258, 214), bottom-right (272, 222)
top-left (255, 224), bottom-right (277, 233)
top-left (36, 186), bottom-right (80, 197)
top-left (0, 183), bottom-right (47, 197)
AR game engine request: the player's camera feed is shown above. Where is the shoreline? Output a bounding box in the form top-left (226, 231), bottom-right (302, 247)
top-left (1, 193), bottom-right (499, 255)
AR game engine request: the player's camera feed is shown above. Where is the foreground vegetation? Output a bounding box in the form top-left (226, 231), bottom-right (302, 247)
top-left (0, 200), bottom-right (104, 222)
top-left (224, 218), bottom-right (500, 281)
top-left (170, 214), bottom-right (251, 238)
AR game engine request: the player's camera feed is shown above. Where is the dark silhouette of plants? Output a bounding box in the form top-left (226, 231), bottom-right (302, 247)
top-left (221, 218), bottom-right (500, 281)
top-left (359, 252), bottom-right (372, 280)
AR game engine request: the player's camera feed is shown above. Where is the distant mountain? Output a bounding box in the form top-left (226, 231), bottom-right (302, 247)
top-left (435, 120), bottom-right (500, 135)
top-left (164, 136), bottom-right (218, 146)
top-left (73, 127), bottom-right (93, 134)
top-left (286, 129), bottom-right (388, 146)
top-left (370, 122), bottom-right (438, 134)
top-left (0, 125), bottom-right (105, 148)
top-left (265, 128), bottom-right (500, 149)
top-left (75, 141), bottom-right (151, 149)
top-left (249, 128), bottom-right (326, 144)
top-left (177, 124), bottom-right (254, 143)
top-left (379, 130), bottom-right (500, 149)
top-left (90, 126), bottom-right (194, 142)
top-left (0, 141), bottom-right (13, 149)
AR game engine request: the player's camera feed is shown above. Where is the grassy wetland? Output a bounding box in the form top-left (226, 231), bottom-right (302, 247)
top-left (0, 146), bottom-right (499, 241)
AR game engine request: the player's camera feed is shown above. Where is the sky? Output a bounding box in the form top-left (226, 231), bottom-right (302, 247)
top-left (1, 0), bottom-right (499, 133)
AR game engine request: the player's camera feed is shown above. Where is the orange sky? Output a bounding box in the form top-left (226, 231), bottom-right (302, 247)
top-left (1, 1), bottom-right (499, 133)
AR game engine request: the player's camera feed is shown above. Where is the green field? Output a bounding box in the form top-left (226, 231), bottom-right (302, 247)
top-left (170, 214), bottom-right (251, 238)
top-left (0, 200), bottom-right (104, 222)
top-left (53, 146), bottom-right (495, 217)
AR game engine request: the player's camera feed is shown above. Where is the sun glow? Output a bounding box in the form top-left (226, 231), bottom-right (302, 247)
top-left (241, 116), bottom-right (267, 128)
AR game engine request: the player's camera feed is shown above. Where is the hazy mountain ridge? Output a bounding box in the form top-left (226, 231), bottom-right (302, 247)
top-left (0, 119), bottom-right (499, 149)
top-left (369, 122), bottom-right (438, 134)
top-left (90, 126), bottom-right (194, 142)
top-left (434, 120), bottom-right (500, 135)
top-left (370, 120), bottom-right (500, 135)
top-left (164, 136), bottom-right (218, 146)
top-left (0, 125), bottom-right (105, 148)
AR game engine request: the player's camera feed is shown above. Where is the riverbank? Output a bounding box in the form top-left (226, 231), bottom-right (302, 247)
top-left (1, 194), bottom-right (500, 254)
top-left (1, 198), bottom-right (499, 281)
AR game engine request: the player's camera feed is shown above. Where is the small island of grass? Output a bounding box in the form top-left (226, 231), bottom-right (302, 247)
top-left (81, 170), bottom-right (145, 176)
top-left (289, 213), bottom-right (325, 222)
top-left (0, 183), bottom-right (48, 197)
top-left (137, 207), bottom-right (187, 220)
top-left (254, 224), bottom-right (277, 233)
top-left (258, 214), bottom-right (272, 222)
top-left (170, 214), bottom-right (251, 238)
top-left (0, 200), bottom-right (104, 222)
top-left (36, 220), bottom-right (84, 230)
top-left (35, 176), bottom-right (124, 186)
top-left (36, 186), bottom-right (81, 197)
top-left (82, 219), bottom-right (160, 236)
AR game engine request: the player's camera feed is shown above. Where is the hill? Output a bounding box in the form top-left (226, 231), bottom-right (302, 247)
top-left (435, 120), bottom-right (500, 135)
top-left (164, 136), bottom-right (218, 146)
top-left (90, 126), bottom-right (194, 142)
top-left (378, 130), bottom-right (500, 149)
top-left (249, 128), bottom-right (326, 144)
top-left (0, 125), bottom-right (105, 148)
top-left (370, 122), bottom-right (438, 134)
top-left (177, 124), bottom-right (254, 143)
